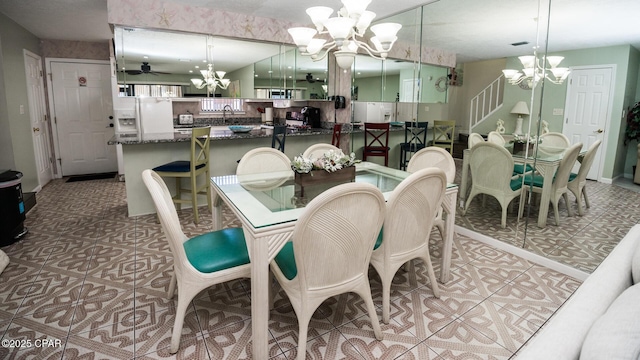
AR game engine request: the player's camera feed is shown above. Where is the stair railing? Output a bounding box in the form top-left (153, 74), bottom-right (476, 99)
top-left (469, 75), bottom-right (505, 131)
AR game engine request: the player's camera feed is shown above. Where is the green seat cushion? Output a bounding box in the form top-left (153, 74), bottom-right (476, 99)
top-left (513, 164), bottom-right (533, 174)
top-left (374, 227), bottom-right (383, 250)
top-left (274, 241), bottom-right (297, 280)
top-left (183, 228), bottom-right (249, 273)
top-left (523, 174), bottom-right (545, 188)
top-left (510, 178), bottom-right (523, 191)
top-left (153, 160), bottom-right (205, 173)
top-left (569, 172), bottom-right (578, 182)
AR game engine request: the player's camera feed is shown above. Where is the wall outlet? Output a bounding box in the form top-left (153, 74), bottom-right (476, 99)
top-left (552, 108), bottom-right (564, 116)
top-left (424, 106), bottom-right (429, 112)
top-left (20, 105), bottom-right (24, 114)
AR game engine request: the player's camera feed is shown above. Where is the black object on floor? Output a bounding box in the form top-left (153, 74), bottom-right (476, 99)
top-left (23, 192), bottom-right (36, 213)
top-left (66, 172), bottom-right (117, 183)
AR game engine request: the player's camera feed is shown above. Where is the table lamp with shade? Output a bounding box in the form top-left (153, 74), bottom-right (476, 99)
top-left (510, 101), bottom-right (530, 135)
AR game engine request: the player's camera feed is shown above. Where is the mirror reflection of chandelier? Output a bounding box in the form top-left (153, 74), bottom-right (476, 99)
top-left (287, 0), bottom-right (402, 69)
top-left (502, 55), bottom-right (570, 87)
top-left (191, 39), bottom-right (230, 95)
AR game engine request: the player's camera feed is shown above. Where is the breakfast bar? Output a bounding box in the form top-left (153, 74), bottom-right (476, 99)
top-left (110, 125), bottom-right (406, 216)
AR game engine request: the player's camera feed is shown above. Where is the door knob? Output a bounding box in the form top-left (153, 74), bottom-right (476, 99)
top-left (594, 129), bottom-right (604, 133)
top-left (33, 127), bottom-right (39, 132)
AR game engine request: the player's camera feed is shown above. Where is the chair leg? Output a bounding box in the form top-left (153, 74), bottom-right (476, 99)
top-left (191, 174), bottom-right (199, 224)
top-left (518, 189), bottom-right (528, 219)
top-left (422, 253), bottom-right (441, 298)
top-left (167, 271), bottom-right (177, 299)
top-left (379, 268), bottom-right (395, 324)
top-left (354, 280), bottom-right (383, 340)
top-left (175, 178), bottom-right (182, 210)
top-left (563, 192), bottom-right (573, 217)
top-left (170, 287), bottom-right (197, 354)
top-left (583, 186), bottom-right (591, 208)
top-left (295, 308), bottom-right (313, 360)
top-left (552, 198), bottom-right (560, 226)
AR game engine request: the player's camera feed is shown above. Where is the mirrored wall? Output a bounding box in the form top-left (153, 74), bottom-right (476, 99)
top-left (113, 26), bottom-right (328, 100)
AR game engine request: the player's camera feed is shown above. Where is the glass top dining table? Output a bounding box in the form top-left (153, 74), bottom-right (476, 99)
top-left (210, 161), bottom-right (458, 360)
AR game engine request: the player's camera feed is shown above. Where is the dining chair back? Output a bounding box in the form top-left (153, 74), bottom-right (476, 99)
top-left (271, 182), bottom-right (385, 360)
top-left (271, 125), bottom-right (287, 153)
top-left (463, 142), bottom-right (523, 228)
top-left (519, 142), bottom-right (583, 225)
top-left (540, 132), bottom-right (571, 148)
top-left (331, 123), bottom-right (343, 148)
top-left (363, 122), bottom-right (391, 166)
top-left (487, 131), bottom-right (506, 146)
top-left (399, 121), bottom-right (428, 170)
top-left (152, 126), bottom-right (211, 224)
top-left (302, 143), bottom-right (340, 159)
top-left (370, 167), bottom-right (446, 323)
top-left (468, 133), bottom-right (485, 149)
top-left (568, 140), bottom-right (601, 215)
top-left (142, 169), bottom-right (250, 354)
top-left (237, 147), bottom-right (291, 175)
top-left (406, 146), bottom-right (455, 238)
top-left (430, 120), bottom-right (456, 154)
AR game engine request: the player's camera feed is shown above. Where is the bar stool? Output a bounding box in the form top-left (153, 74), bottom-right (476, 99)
top-left (399, 121), bottom-right (428, 170)
top-left (272, 125), bottom-right (287, 153)
top-left (363, 122), bottom-right (390, 166)
top-left (152, 127), bottom-right (211, 224)
top-left (430, 120), bottom-right (456, 155)
top-left (332, 123), bottom-right (343, 148)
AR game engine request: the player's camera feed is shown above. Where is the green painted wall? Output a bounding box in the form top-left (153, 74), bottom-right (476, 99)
top-left (0, 12), bottom-right (41, 191)
top-left (353, 74), bottom-right (399, 102)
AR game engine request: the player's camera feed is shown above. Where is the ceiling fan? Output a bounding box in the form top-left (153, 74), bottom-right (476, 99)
top-left (297, 73), bottom-right (317, 83)
top-left (124, 62), bottom-right (170, 76)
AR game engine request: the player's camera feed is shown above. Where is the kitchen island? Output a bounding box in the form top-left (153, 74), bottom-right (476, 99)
top-left (109, 125), bottom-right (406, 216)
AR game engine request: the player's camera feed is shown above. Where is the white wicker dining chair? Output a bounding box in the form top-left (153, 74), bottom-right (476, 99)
top-left (142, 169), bottom-right (250, 354)
top-left (487, 131), bottom-right (506, 146)
top-left (301, 143), bottom-right (340, 159)
top-left (463, 142), bottom-right (523, 228)
top-left (518, 142), bottom-right (583, 225)
top-left (568, 140), bottom-right (602, 215)
top-left (540, 132), bottom-right (571, 148)
top-left (406, 146), bottom-right (455, 239)
top-left (370, 167), bottom-right (446, 324)
top-left (237, 147), bottom-right (291, 175)
top-left (270, 182), bottom-right (386, 360)
top-left (468, 133), bottom-right (485, 149)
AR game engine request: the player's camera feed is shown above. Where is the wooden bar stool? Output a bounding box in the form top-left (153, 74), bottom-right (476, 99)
top-left (152, 127), bottom-right (211, 224)
top-left (331, 123), bottom-right (343, 148)
top-left (363, 122), bottom-right (390, 166)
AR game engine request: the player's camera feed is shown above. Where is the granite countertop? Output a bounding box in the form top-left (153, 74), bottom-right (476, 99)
top-left (108, 123), bottom-right (405, 146)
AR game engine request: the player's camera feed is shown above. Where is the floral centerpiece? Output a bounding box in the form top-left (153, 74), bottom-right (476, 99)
top-left (292, 150), bottom-right (359, 196)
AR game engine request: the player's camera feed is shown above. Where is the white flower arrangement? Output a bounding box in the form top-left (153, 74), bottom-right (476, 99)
top-left (512, 133), bottom-right (542, 144)
top-left (291, 150), bottom-right (359, 174)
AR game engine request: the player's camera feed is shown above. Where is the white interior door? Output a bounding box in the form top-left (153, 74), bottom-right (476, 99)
top-left (51, 62), bottom-right (116, 176)
top-left (25, 51), bottom-right (52, 188)
top-left (562, 66), bottom-right (613, 180)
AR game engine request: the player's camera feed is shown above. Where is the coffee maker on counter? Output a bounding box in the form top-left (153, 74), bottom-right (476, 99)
top-left (301, 106), bottom-right (321, 129)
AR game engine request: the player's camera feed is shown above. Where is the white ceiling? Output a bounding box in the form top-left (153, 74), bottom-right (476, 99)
top-left (1, 0), bottom-right (640, 75)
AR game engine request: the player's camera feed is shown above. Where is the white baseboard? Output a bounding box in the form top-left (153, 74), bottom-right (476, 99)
top-left (455, 226), bottom-right (589, 281)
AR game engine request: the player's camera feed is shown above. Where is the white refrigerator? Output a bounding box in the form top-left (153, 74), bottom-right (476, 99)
top-left (352, 102), bottom-right (395, 123)
top-left (137, 97), bottom-right (174, 140)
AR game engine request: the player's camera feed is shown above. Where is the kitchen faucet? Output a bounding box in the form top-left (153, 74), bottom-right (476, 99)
top-left (222, 105), bottom-right (234, 123)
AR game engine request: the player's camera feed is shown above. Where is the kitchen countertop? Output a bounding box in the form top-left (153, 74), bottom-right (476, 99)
top-left (108, 123), bottom-right (404, 145)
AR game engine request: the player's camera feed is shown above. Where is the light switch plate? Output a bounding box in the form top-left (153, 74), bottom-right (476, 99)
top-left (553, 108), bottom-right (564, 116)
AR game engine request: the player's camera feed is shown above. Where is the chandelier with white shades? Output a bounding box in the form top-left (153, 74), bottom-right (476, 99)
top-left (287, 0), bottom-right (402, 70)
top-left (191, 40), bottom-right (230, 94)
top-left (502, 55), bottom-right (570, 87)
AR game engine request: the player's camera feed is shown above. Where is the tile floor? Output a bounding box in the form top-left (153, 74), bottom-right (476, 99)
top-left (3, 170), bottom-right (638, 359)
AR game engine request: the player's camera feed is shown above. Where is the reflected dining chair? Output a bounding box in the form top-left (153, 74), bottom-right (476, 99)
top-left (468, 133), bottom-right (485, 149)
top-left (430, 120), bottom-right (456, 154)
top-left (399, 121), bottom-right (428, 170)
top-left (519, 142), bottom-right (583, 226)
top-left (540, 132), bottom-right (571, 148)
top-left (568, 140), bottom-right (601, 215)
top-left (331, 123), bottom-right (343, 148)
top-left (487, 131), bottom-right (506, 146)
top-left (142, 169), bottom-right (250, 354)
top-left (271, 182), bottom-right (385, 360)
top-left (152, 126), bottom-right (211, 224)
top-left (363, 122), bottom-right (391, 166)
top-left (370, 167), bottom-right (446, 323)
top-left (463, 142), bottom-right (523, 228)
top-left (272, 125), bottom-right (287, 153)
top-left (407, 147), bottom-right (455, 240)
top-left (302, 143), bottom-right (340, 159)
top-left (237, 147), bottom-right (291, 175)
